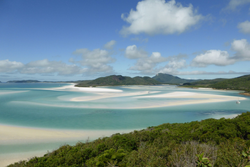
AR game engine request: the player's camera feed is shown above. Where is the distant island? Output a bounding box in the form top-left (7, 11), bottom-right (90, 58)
top-left (7, 80), bottom-right (41, 83)
top-left (152, 73), bottom-right (197, 84)
top-left (182, 74), bottom-right (250, 95)
top-left (75, 75), bottom-right (161, 87)
top-left (8, 112), bottom-right (250, 167)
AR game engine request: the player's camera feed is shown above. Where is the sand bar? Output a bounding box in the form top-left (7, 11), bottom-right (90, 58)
top-left (0, 91), bottom-right (28, 95)
top-left (0, 124), bottom-right (132, 145)
top-left (70, 91), bottom-right (159, 102)
top-left (0, 124), bottom-right (133, 166)
top-left (38, 84), bottom-right (123, 93)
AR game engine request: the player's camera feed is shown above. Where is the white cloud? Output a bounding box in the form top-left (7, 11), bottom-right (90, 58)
top-left (191, 50), bottom-right (235, 67)
top-left (177, 70), bottom-right (250, 75)
top-left (224, 0), bottom-right (250, 11)
top-left (72, 48), bottom-right (116, 74)
top-left (0, 59), bottom-right (24, 73)
top-left (129, 52), bottom-right (167, 74)
top-left (104, 40), bottom-right (116, 49)
top-left (120, 0), bottom-right (203, 36)
top-left (159, 59), bottom-right (186, 74)
top-left (231, 39), bottom-right (250, 60)
top-left (20, 59), bottom-right (85, 75)
top-left (125, 45), bottom-right (148, 59)
top-left (238, 21), bottom-right (250, 34)
top-left (191, 39), bottom-right (250, 67)
top-left (0, 59), bottom-right (86, 76)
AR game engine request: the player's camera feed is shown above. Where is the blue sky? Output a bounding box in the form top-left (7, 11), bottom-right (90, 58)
top-left (0, 0), bottom-right (250, 82)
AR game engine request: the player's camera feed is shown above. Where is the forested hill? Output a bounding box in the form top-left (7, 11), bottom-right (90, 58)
top-left (211, 74), bottom-right (250, 92)
top-left (9, 112), bottom-right (250, 167)
top-left (76, 75), bottom-right (161, 87)
top-left (152, 73), bottom-right (196, 84)
top-left (183, 74), bottom-right (250, 93)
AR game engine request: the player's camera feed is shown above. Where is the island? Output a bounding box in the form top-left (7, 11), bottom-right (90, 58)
top-left (75, 75), bottom-right (161, 87)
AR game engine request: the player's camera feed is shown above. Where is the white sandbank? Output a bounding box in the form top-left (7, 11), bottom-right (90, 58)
top-left (10, 91), bottom-right (246, 109)
top-left (0, 91), bottom-right (28, 95)
top-left (134, 91), bottom-right (246, 99)
top-left (70, 91), bottom-right (160, 102)
top-left (0, 124), bottom-right (132, 145)
top-left (0, 124), bottom-right (133, 166)
top-left (42, 83), bottom-right (123, 93)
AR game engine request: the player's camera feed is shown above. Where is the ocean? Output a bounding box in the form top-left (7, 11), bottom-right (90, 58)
top-left (0, 83), bottom-right (249, 165)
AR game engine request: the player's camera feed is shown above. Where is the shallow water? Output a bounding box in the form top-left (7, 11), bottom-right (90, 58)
top-left (0, 83), bottom-right (249, 163)
top-left (0, 83), bottom-right (249, 130)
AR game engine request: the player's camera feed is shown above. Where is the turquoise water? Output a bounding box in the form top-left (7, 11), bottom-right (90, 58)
top-left (0, 83), bottom-right (250, 160)
top-left (0, 83), bottom-right (249, 130)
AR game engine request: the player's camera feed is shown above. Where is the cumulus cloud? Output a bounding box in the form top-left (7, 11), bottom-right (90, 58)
top-left (104, 40), bottom-right (116, 49)
top-left (0, 59), bottom-right (24, 73)
top-left (238, 21), bottom-right (250, 34)
top-left (231, 39), bottom-right (250, 60)
top-left (224, 0), bottom-right (250, 11)
top-left (191, 39), bottom-right (250, 67)
top-left (20, 59), bottom-right (86, 75)
top-left (120, 0), bottom-right (203, 36)
top-left (72, 48), bottom-right (116, 74)
top-left (129, 52), bottom-right (167, 74)
top-left (191, 50), bottom-right (235, 67)
top-left (0, 59), bottom-right (86, 75)
top-left (159, 59), bottom-right (186, 74)
top-left (177, 70), bottom-right (250, 75)
top-left (125, 45), bottom-right (148, 59)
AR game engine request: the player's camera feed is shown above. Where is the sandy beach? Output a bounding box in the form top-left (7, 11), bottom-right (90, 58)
top-left (0, 124), bottom-right (133, 166)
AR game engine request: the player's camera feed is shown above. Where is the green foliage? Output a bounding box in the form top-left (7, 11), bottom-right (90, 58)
top-left (211, 75), bottom-right (250, 92)
top-left (152, 73), bottom-right (197, 84)
top-left (196, 153), bottom-right (212, 167)
top-left (76, 75), bottom-right (161, 87)
top-left (182, 74), bottom-right (250, 93)
top-left (8, 112), bottom-right (250, 167)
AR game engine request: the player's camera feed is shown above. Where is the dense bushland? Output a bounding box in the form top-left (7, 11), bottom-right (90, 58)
top-left (8, 112), bottom-right (250, 167)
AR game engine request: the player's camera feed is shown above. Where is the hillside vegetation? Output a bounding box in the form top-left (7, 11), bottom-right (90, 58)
top-left (9, 112), bottom-right (250, 167)
top-left (183, 75), bottom-right (250, 93)
top-left (211, 75), bottom-right (250, 92)
top-left (76, 75), bottom-right (161, 87)
top-left (152, 73), bottom-right (196, 84)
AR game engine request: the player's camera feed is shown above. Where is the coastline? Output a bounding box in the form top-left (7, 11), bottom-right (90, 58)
top-left (240, 92), bottom-right (250, 96)
top-left (0, 124), bottom-right (134, 166)
top-left (1, 84), bottom-right (249, 166)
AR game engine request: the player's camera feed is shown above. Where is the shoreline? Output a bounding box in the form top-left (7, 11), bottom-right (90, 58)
top-left (2, 84), bottom-right (249, 166)
top-left (0, 124), bottom-right (134, 166)
top-left (240, 92), bottom-right (250, 96)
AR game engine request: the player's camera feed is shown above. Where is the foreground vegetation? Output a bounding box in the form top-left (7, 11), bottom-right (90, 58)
top-left (9, 112), bottom-right (250, 167)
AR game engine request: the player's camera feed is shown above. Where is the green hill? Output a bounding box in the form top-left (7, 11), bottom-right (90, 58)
top-left (183, 75), bottom-right (250, 93)
top-left (76, 75), bottom-right (161, 87)
top-left (9, 112), bottom-right (250, 167)
top-left (152, 73), bottom-right (196, 84)
top-left (211, 75), bottom-right (250, 92)
top-left (182, 78), bottom-right (226, 87)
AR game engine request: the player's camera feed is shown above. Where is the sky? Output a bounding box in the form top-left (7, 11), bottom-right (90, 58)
top-left (0, 0), bottom-right (250, 82)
